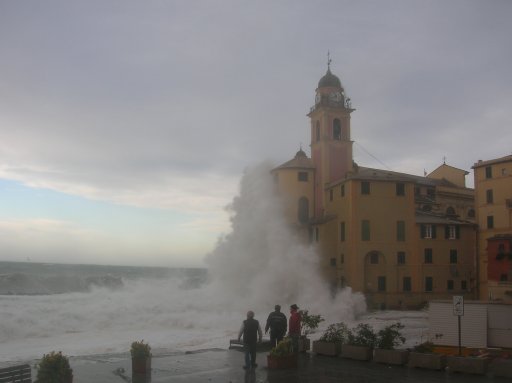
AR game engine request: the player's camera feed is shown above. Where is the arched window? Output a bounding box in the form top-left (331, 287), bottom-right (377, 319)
top-left (298, 197), bottom-right (309, 224)
top-left (446, 207), bottom-right (456, 216)
top-left (333, 119), bottom-right (341, 140)
top-left (316, 121), bottom-right (320, 142)
top-left (467, 209), bottom-right (475, 218)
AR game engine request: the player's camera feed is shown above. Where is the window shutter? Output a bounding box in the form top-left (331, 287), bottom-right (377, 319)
top-left (421, 224), bottom-right (426, 238)
top-left (432, 225), bottom-right (437, 239)
top-left (445, 225), bottom-right (449, 239)
top-left (456, 225), bottom-right (460, 239)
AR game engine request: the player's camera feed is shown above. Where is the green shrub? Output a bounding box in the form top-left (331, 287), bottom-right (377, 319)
top-left (269, 337), bottom-right (293, 357)
top-left (36, 351), bottom-right (73, 383)
top-left (319, 322), bottom-right (350, 343)
top-left (131, 340), bottom-right (151, 359)
top-left (376, 322), bottom-right (405, 350)
top-left (299, 310), bottom-right (324, 336)
top-left (348, 323), bottom-right (377, 348)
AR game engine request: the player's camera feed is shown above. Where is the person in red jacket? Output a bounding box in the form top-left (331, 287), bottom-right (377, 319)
top-left (288, 304), bottom-right (301, 353)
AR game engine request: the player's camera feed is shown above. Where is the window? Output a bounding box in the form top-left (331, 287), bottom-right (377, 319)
top-left (378, 276), bottom-right (386, 292)
top-left (486, 189), bottom-right (494, 204)
top-left (487, 216), bottom-right (494, 229)
top-left (362, 220), bottom-right (370, 241)
top-left (298, 197), bottom-right (309, 224)
top-left (340, 222), bottom-right (345, 242)
top-left (340, 254), bottom-right (344, 264)
top-left (427, 188), bottom-right (435, 198)
top-left (485, 166), bottom-right (492, 179)
top-left (403, 277), bottom-right (412, 292)
top-left (447, 280), bottom-right (454, 290)
top-left (446, 225), bottom-right (458, 240)
top-left (414, 186), bottom-right (420, 196)
top-left (397, 252), bottom-right (406, 265)
top-left (330, 258), bottom-right (337, 267)
top-left (361, 181), bottom-right (370, 195)
top-left (341, 184), bottom-right (345, 197)
top-left (467, 209), bottom-right (475, 218)
top-left (370, 252), bottom-right (379, 264)
top-left (446, 207), bottom-right (456, 215)
top-left (396, 183), bottom-right (405, 196)
top-left (329, 189), bottom-right (333, 201)
top-left (461, 280), bottom-right (467, 290)
top-left (500, 274), bottom-right (508, 281)
top-left (498, 243), bottom-right (505, 254)
top-left (421, 224), bottom-right (436, 239)
top-left (340, 277), bottom-right (346, 288)
top-left (425, 277), bottom-right (433, 292)
top-left (333, 119), bottom-right (341, 140)
top-left (424, 248), bottom-right (433, 264)
top-left (298, 171), bottom-right (308, 182)
top-left (397, 220), bottom-right (406, 241)
top-left (450, 249), bottom-right (458, 264)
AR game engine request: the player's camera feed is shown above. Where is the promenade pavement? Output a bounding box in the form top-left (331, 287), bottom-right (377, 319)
top-left (62, 348), bottom-right (506, 383)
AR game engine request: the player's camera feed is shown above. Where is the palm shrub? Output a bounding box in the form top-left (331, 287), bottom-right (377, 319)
top-left (319, 322), bottom-right (350, 343)
top-left (269, 337), bottom-right (293, 357)
top-left (348, 323), bottom-right (377, 347)
top-left (36, 351), bottom-right (73, 383)
top-left (376, 322), bottom-right (405, 350)
top-left (131, 340), bottom-right (151, 359)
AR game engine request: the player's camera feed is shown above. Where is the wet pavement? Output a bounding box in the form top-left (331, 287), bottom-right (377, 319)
top-left (30, 348), bottom-right (510, 382)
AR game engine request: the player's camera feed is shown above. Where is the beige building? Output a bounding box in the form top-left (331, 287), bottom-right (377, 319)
top-left (473, 155), bottom-right (512, 302)
top-left (272, 66), bottom-right (477, 309)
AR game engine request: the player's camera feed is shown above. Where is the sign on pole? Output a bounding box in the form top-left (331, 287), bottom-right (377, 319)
top-left (453, 295), bottom-right (464, 316)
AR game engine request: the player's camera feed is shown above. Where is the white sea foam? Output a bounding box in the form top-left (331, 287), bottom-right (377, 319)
top-left (0, 162), bottom-right (427, 363)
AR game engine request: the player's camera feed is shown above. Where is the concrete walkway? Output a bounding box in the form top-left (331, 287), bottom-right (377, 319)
top-left (58, 348), bottom-right (504, 382)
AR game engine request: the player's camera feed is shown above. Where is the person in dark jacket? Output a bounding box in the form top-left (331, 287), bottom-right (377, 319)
top-left (265, 304), bottom-right (287, 347)
top-left (238, 310), bottom-right (263, 369)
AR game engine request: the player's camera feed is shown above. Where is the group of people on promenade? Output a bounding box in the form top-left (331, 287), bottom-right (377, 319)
top-left (237, 304), bottom-right (301, 369)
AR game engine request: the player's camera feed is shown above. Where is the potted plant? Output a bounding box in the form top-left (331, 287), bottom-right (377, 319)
top-left (373, 322), bottom-right (409, 365)
top-left (299, 310), bottom-right (324, 352)
top-left (313, 322), bottom-right (349, 356)
top-left (36, 351), bottom-right (73, 383)
top-left (408, 341), bottom-right (447, 370)
top-left (447, 349), bottom-right (490, 375)
top-left (131, 340), bottom-right (151, 375)
top-left (341, 323), bottom-right (376, 361)
top-left (267, 337), bottom-right (297, 369)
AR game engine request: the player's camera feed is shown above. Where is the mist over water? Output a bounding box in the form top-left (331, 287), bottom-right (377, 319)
top-left (0, 162), bottom-right (371, 362)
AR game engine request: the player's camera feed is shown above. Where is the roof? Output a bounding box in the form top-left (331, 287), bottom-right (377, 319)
top-left (272, 149), bottom-right (315, 171)
top-left (473, 154), bottom-right (512, 169)
top-left (318, 67), bottom-right (343, 89)
top-left (415, 211), bottom-right (476, 226)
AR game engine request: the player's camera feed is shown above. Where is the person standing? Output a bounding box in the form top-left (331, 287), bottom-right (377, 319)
top-left (288, 304), bottom-right (301, 353)
top-left (238, 310), bottom-right (263, 369)
top-left (265, 304), bottom-right (287, 347)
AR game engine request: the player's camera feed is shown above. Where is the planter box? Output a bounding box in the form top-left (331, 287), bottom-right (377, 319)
top-left (132, 357), bottom-right (151, 375)
top-left (341, 344), bottom-right (373, 361)
top-left (408, 352), bottom-right (446, 370)
top-left (490, 359), bottom-right (512, 379)
top-left (267, 354), bottom-right (298, 369)
top-left (299, 337), bottom-right (310, 352)
top-left (312, 341), bottom-right (342, 356)
top-left (373, 349), bottom-right (409, 365)
top-left (447, 355), bottom-right (488, 375)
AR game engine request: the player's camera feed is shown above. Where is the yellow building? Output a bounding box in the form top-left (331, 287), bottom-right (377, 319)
top-left (272, 66), bottom-right (477, 309)
top-left (473, 155), bottom-right (512, 302)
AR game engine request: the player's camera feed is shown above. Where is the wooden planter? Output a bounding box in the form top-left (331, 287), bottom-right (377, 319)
top-left (408, 352), bottom-right (446, 370)
top-left (312, 341), bottom-right (342, 356)
top-left (341, 344), bottom-right (373, 361)
top-left (373, 349), bottom-right (409, 365)
top-left (490, 359), bottom-right (512, 378)
top-left (132, 357), bottom-right (151, 375)
top-left (267, 354), bottom-right (298, 369)
top-left (447, 355), bottom-right (488, 375)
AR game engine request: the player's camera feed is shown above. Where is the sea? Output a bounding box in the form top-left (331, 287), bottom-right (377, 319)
top-left (0, 164), bottom-right (429, 364)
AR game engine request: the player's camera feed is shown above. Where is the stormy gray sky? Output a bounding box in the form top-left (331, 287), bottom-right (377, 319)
top-left (0, 1), bottom-right (511, 266)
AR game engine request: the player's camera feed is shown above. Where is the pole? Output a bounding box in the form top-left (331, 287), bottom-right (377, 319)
top-left (458, 315), bottom-right (462, 356)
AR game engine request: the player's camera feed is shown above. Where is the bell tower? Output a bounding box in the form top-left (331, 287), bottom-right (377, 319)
top-left (308, 58), bottom-right (355, 217)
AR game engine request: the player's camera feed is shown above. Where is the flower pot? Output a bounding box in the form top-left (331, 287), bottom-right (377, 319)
top-left (408, 352), bottom-right (446, 370)
top-left (341, 344), bottom-right (373, 361)
top-left (267, 354), bottom-right (298, 369)
top-left (312, 341), bottom-right (342, 356)
top-left (447, 355), bottom-right (488, 375)
top-left (132, 357), bottom-right (151, 375)
top-left (491, 359), bottom-right (512, 378)
top-left (373, 349), bottom-right (409, 365)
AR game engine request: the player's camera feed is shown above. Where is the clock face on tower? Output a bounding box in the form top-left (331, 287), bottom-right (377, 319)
top-left (329, 91), bottom-right (342, 102)
top-left (315, 92), bottom-right (321, 104)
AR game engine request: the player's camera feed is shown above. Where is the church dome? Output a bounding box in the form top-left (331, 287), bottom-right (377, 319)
top-left (318, 67), bottom-right (342, 89)
top-left (295, 148), bottom-right (307, 159)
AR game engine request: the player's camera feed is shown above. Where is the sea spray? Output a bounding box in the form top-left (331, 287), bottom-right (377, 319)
top-left (205, 161), bottom-right (366, 323)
